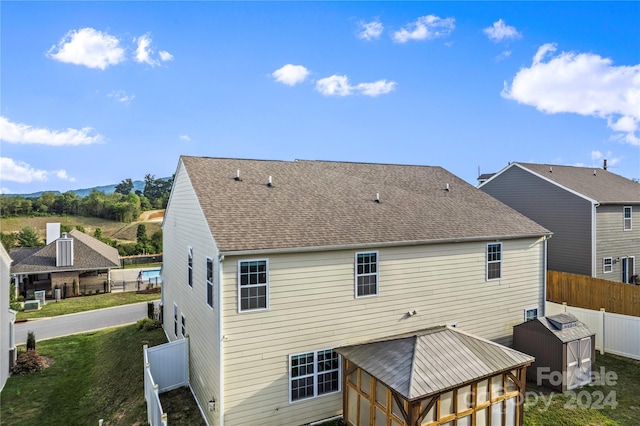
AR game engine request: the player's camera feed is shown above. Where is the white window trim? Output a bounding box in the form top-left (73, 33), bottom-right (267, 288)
top-left (288, 348), bottom-right (341, 404)
top-left (206, 257), bottom-right (214, 309)
top-left (181, 313), bottom-right (186, 338)
top-left (237, 258), bottom-right (269, 313)
top-left (355, 251), bottom-right (379, 298)
top-left (486, 242), bottom-right (502, 281)
top-left (623, 206), bottom-right (632, 231)
top-left (603, 257), bottom-right (613, 273)
top-left (524, 307), bottom-right (539, 322)
top-left (187, 246), bottom-right (194, 288)
top-left (173, 303), bottom-right (178, 338)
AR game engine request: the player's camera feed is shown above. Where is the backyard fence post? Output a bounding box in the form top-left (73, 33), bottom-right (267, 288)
top-left (600, 308), bottom-right (606, 355)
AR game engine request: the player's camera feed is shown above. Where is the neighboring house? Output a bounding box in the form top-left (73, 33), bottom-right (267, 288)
top-left (10, 227), bottom-right (120, 298)
top-left (1, 244), bottom-right (17, 391)
top-left (161, 156), bottom-right (551, 426)
top-left (479, 162), bottom-right (640, 283)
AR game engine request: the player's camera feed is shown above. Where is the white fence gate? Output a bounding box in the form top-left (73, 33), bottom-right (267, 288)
top-left (546, 302), bottom-right (640, 360)
top-left (143, 338), bottom-right (190, 425)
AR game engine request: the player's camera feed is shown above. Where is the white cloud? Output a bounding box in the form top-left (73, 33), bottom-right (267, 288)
top-left (0, 116), bottom-right (104, 146)
top-left (134, 34), bottom-right (158, 66)
top-left (358, 20), bottom-right (384, 41)
top-left (502, 44), bottom-right (640, 146)
top-left (495, 50), bottom-right (512, 61)
top-left (392, 15), bottom-right (455, 43)
top-left (356, 80), bottom-right (397, 97)
top-left (159, 50), bottom-right (174, 61)
top-left (0, 157), bottom-right (51, 183)
top-left (272, 64), bottom-right (310, 86)
top-left (179, 134), bottom-right (191, 141)
top-left (47, 28), bottom-right (125, 70)
top-left (108, 90), bottom-right (135, 104)
top-left (316, 75), bottom-right (353, 96)
top-left (483, 19), bottom-right (521, 42)
top-left (316, 75), bottom-right (397, 97)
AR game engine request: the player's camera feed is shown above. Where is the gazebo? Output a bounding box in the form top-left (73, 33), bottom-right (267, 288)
top-left (336, 326), bottom-right (534, 426)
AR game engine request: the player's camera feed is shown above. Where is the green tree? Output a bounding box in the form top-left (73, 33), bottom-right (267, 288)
top-left (17, 226), bottom-right (42, 247)
top-left (75, 224), bottom-right (85, 233)
top-left (60, 224), bottom-right (73, 233)
top-left (115, 178), bottom-right (134, 195)
top-left (93, 227), bottom-right (103, 240)
top-left (143, 174), bottom-right (173, 208)
top-left (136, 224), bottom-right (148, 244)
top-left (1, 232), bottom-right (17, 250)
top-left (150, 230), bottom-right (163, 253)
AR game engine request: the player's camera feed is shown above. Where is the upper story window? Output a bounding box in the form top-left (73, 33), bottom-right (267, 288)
top-left (355, 252), bottom-right (378, 297)
top-left (173, 303), bottom-right (178, 337)
top-left (624, 206), bottom-right (632, 231)
top-left (187, 247), bottom-right (194, 288)
top-left (206, 257), bottom-right (214, 308)
top-left (603, 257), bottom-right (613, 273)
top-left (181, 313), bottom-right (186, 338)
top-left (487, 243), bottom-right (502, 280)
top-left (289, 349), bottom-right (340, 403)
top-left (238, 259), bottom-right (268, 312)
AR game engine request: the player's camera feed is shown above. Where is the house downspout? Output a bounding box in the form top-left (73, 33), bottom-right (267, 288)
top-left (218, 254), bottom-right (224, 426)
top-left (542, 236), bottom-right (548, 317)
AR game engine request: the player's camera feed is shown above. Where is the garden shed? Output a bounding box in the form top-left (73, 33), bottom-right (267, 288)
top-left (513, 313), bottom-right (595, 392)
top-left (336, 326), bottom-right (534, 426)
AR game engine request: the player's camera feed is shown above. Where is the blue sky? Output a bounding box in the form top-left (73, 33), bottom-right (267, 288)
top-left (1, 1), bottom-right (639, 195)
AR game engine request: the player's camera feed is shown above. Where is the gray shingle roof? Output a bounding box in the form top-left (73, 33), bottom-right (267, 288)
top-left (536, 313), bottom-right (595, 343)
top-left (515, 162), bottom-right (640, 204)
top-left (336, 326), bottom-right (534, 401)
top-left (9, 229), bottom-right (120, 274)
top-left (179, 157), bottom-right (551, 252)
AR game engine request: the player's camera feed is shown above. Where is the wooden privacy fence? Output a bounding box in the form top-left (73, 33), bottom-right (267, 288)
top-left (547, 270), bottom-right (640, 317)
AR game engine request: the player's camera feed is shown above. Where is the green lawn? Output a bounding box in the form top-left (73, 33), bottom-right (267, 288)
top-left (16, 292), bottom-right (160, 320)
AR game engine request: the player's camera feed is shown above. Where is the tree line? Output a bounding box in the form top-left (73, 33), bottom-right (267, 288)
top-left (0, 174), bottom-right (172, 220)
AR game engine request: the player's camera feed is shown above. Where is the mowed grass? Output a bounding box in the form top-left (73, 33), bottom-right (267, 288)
top-left (0, 325), bottom-right (170, 425)
top-left (523, 353), bottom-right (640, 426)
top-left (16, 292), bottom-right (160, 320)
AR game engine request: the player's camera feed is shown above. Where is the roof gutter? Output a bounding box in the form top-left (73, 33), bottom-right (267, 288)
top-left (220, 232), bottom-right (553, 257)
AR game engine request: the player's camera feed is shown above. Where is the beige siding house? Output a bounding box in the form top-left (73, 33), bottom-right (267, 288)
top-left (162, 156), bottom-right (551, 426)
top-left (480, 162), bottom-right (640, 283)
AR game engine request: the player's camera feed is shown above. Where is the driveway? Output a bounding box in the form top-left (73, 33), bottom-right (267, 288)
top-left (14, 301), bottom-right (156, 345)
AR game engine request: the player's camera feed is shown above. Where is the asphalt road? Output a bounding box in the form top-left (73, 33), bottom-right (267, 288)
top-left (14, 301), bottom-right (155, 345)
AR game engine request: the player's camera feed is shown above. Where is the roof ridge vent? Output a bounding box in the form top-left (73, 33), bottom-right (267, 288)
top-left (235, 169), bottom-right (242, 181)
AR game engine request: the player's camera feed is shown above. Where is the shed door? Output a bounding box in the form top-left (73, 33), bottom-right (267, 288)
top-left (567, 338), bottom-right (591, 390)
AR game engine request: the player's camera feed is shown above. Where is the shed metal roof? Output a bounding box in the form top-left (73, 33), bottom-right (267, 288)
top-left (336, 326), bottom-right (534, 401)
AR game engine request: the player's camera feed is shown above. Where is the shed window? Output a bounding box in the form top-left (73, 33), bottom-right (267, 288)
top-left (206, 257), bottom-right (214, 308)
top-left (290, 349), bottom-right (340, 402)
top-left (187, 246), bottom-right (193, 288)
top-left (238, 259), bottom-right (268, 312)
top-left (487, 243), bottom-right (502, 280)
top-left (603, 257), bottom-right (613, 273)
top-left (624, 206), bottom-right (632, 231)
top-left (356, 252), bottom-right (378, 297)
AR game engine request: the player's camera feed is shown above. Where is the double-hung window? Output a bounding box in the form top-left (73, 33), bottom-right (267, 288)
top-left (289, 349), bottom-right (340, 402)
top-left (355, 252), bottom-right (378, 297)
top-left (487, 243), bottom-right (502, 280)
top-left (181, 313), bottom-right (186, 338)
top-left (173, 303), bottom-right (178, 337)
top-left (187, 247), bottom-right (194, 288)
top-left (603, 257), bottom-right (613, 273)
top-left (238, 259), bottom-right (268, 312)
top-left (206, 257), bottom-right (214, 308)
top-left (624, 206), bottom-right (632, 231)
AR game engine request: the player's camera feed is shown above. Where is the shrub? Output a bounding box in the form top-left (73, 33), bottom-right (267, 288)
top-left (26, 331), bottom-right (36, 351)
top-left (137, 317), bottom-right (162, 332)
top-left (12, 350), bottom-right (44, 375)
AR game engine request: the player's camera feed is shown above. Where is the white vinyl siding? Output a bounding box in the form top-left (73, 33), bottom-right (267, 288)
top-left (289, 349), bottom-right (340, 403)
top-left (238, 259), bottom-right (269, 312)
top-left (221, 237), bottom-right (545, 426)
top-left (206, 257), bottom-right (214, 308)
top-left (355, 251), bottom-right (378, 297)
top-left (624, 206), bottom-right (632, 230)
top-left (603, 257), bottom-right (613, 273)
top-left (487, 243), bottom-right (502, 280)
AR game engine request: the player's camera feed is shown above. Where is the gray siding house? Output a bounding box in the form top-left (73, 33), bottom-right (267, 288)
top-left (162, 156), bottom-right (551, 426)
top-left (479, 162), bottom-right (640, 282)
top-left (1, 244), bottom-right (17, 391)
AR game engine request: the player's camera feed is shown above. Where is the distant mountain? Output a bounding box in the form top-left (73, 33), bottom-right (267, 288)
top-left (6, 178), bottom-right (169, 198)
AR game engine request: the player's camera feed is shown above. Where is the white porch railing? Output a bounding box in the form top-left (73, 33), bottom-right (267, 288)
top-left (143, 338), bottom-right (190, 425)
top-left (546, 302), bottom-right (640, 360)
